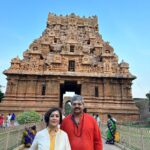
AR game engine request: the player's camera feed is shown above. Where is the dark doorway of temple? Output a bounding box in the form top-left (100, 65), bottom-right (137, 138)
top-left (60, 80), bottom-right (81, 108)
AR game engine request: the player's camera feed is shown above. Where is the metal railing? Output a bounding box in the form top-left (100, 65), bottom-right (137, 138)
top-left (101, 124), bottom-right (150, 150)
top-left (0, 122), bottom-right (45, 150)
top-left (1, 121), bottom-right (150, 150)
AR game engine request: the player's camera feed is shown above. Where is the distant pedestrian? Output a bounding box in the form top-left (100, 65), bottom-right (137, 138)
top-left (106, 114), bottom-right (116, 144)
top-left (95, 114), bottom-right (101, 127)
top-left (10, 113), bottom-right (16, 126)
top-left (6, 113), bottom-right (11, 127)
top-left (93, 113), bottom-right (96, 118)
top-left (0, 113), bottom-right (4, 128)
top-left (41, 113), bottom-right (44, 122)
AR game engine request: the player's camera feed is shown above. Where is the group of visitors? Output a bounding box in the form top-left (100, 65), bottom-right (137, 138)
top-left (0, 93), bottom-right (118, 150)
top-left (29, 94), bottom-right (103, 150)
top-left (93, 112), bottom-right (117, 144)
top-left (19, 94), bottom-right (117, 149)
top-left (0, 112), bottom-right (16, 128)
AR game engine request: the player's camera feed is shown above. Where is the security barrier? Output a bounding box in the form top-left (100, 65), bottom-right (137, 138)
top-left (101, 124), bottom-right (150, 150)
top-left (0, 122), bottom-right (44, 150)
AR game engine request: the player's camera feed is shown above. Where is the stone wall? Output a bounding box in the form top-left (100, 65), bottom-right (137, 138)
top-left (134, 98), bottom-right (150, 119)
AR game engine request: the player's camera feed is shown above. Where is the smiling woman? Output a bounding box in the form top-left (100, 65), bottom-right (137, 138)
top-left (44, 108), bottom-right (62, 127)
top-left (29, 108), bottom-right (71, 150)
top-left (49, 110), bottom-right (60, 128)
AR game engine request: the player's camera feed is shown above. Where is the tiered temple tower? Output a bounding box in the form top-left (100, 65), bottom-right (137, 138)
top-left (0, 13), bottom-right (139, 122)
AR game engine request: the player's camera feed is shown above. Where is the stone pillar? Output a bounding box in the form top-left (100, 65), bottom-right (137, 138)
top-left (105, 79), bottom-right (111, 97)
top-left (26, 79), bottom-right (36, 96)
top-left (35, 79), bottom-right (38, 96)
top-left (46, 80), bottom-right (51, 95)
top-left (49, 80), bottom-right (59, 95)
top-left (81, 82), bottom-right (90, 96)
top-left (122, 80), bottom-right (132, 99)
top-left (109, 79), bottom-right (114, 97)
top-left (36, 79), bottom-right (42, 96)
top-left (11, 79), bottom-right (18, 96)
top-left (102, 79), bottom-right (106, 98)
top-left (128, 80), bottom-right (133, 98)
top-left (99, 81), bottom-right (103, 97)
top-left (5, 78), bottom-right (11, 95)
top-left (120, 80), bottom-right (123, 99)
top-left (122, 80), bottom-right (127, 98)
top-left (17, 79), bottom-right (27, 95)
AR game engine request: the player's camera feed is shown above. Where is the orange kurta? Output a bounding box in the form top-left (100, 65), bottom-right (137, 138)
top-left (61, 113), bottom-right (103, 150)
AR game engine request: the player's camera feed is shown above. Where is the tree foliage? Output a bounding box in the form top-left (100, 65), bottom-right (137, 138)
top-left (16, 111), bottom-right (41, 124)
top-left (0, 90), bottom-right (4, 102)
top-left (146, 91), bottom-right (150, 100)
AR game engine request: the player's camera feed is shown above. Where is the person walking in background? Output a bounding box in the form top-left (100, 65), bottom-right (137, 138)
top-left (0, 113), bottom-right (4, 128)
top-left (41, 113), bottom-right (45, 122)
top-left (30, 107), bottom-right (71, 150)
top-left (6, 113), bottom-right (11, 127)
top-left (93, 113), bottom-right (96, 118)
top-left (106, 114), bottom-right (116, 144)
top-left (61, 94), bottom-right (103, 150)
top-left (10, 112), bottom-right (16, 127)
top-left (95, 114), bottom-right (101, 127)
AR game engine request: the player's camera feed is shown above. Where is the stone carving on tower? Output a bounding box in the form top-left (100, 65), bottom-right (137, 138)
top-left (5, 13), bottom-right (133, 78)
top-left (1, 13), bottom-right (139, 122)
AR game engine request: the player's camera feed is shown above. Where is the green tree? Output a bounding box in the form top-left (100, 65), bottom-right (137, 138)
top-left (0, 89), bottom-right (4, 102)
top-left (146, 91), bottom-right (150, 113)
top-left (146, 91), bottom-right (150, 100)
top-left (16, 111), bottom-right (41, 124)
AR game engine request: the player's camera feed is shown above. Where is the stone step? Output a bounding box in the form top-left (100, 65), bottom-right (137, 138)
top-left (0, 107), bottom-right (52, 112)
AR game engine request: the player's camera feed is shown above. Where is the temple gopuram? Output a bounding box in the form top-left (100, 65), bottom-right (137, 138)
top-left (0, 13), bottom-right (139, 122)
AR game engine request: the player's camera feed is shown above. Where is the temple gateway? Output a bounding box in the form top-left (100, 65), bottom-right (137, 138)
top-left (0, 13), bottom-right (139, 122)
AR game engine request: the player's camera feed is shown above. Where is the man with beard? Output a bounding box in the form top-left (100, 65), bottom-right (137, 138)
top-left (61, 95), bottom-right (103, 150)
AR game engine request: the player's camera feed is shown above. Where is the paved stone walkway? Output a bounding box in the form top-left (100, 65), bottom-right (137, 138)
top-left (24, 138), bottom-right (122, 150)
top-left (102, 138), bottom-right (122, 150)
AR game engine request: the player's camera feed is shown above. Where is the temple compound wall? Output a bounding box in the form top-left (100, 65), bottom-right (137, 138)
top-left (0, 13), bottom-right (139, 122)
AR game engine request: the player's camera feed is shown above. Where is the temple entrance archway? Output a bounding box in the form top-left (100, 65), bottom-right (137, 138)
top-left (60, 80), bottom-right (81, 108)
